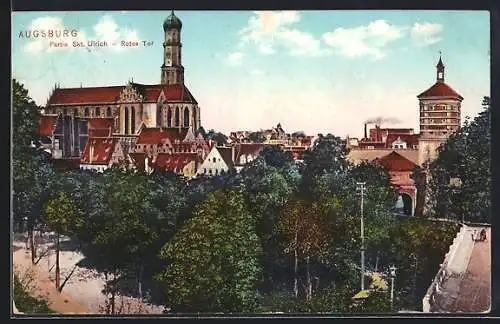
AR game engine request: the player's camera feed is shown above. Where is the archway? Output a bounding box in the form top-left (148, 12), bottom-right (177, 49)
top-left (401, 193), bottom-right (412, 216)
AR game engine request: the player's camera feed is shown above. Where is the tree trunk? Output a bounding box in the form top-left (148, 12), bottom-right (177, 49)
top-left (29, 228), bottom-right (36, 264)
top-left (55, 232), bottom-right (60, 291)
top-left (306, 256), bottom-right (312, 301)
top-left (293, 226), bottom-right (298, 298)
top-left (138, 264), bottom-right (144, 300)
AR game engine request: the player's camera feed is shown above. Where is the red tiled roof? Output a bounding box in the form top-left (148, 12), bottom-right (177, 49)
top-left (81, 137), bottom-right (117, 165)
top-left (385, 134), bottom-right (420, 148)
top-left (417, 82), bottom-right (463, 100)
top-left (39, 115), bottom-right (58, 137)
top-left (47, 83), bottom-right (198, 105)
top-left (153, 153), bottom-right (198, 173)
top-left (375, 151), bottom-right (418, 172)
top-left (48, 86), bottom-right (124, 105)
top-left (217, 147), bottom-right (235, 169)
top-left (136, 127), bottom-right (188, 144)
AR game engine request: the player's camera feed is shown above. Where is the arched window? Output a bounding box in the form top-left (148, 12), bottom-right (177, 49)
top-left (84, 107), bottom-right (89, 117)
top-left (175, 107), bottom-right (180, 126)
top-left (74, 108), bottom-right (79, 117)
top-left (124, 107), bottom-right (129, 134)
top-left (184, 107), bottom-right (190, 128)
top-left (131, 107), bottom-right (136, 134)
top-left (95, 107), bottom-right (101, 117)
top-left (107, 106), bottom-right (112, 117)
top-left (192, 108), bottom-right (197, 127)
top-left (167, 108), bottom-right (172, 127)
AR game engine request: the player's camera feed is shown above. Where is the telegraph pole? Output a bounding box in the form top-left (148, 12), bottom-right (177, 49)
top-left (357, 182), bottom-right (366, 291)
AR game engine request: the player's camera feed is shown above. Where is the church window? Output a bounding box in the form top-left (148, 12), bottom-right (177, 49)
top-left (124, 107), bottom-right (129, 134)
top-left (131, 107), bottom-right (136, 134)
top-left (167, 108), bottom-right (172, 127)
top-left (184, 107), bottom-right (190, 128)
top-left (85, 107), bottom-right (89, 117)
top-left (107, 107), bottom-right (112, 117)
top-left (96, 107), bottom-right (101, 117)
top-left (175, 107), bottom-right (180, 126)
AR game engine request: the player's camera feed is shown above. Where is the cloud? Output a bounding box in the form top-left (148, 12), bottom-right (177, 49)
top-left (22, 16), bottom-right (87, 54)
top-left (238, 11), bottom-right (328, 57)
top-left (226, 51), bottom-right (244, 66)
top-left (411, 22), bottom-right (443, 46)
top-left (322, 20), bottom-right (406, 60)
top-left (21, 15), bottom-right (140, 55)
top-left (93, 15), bottom-right (140, 52)
top-left (250, 68), bottom-right (265, 75)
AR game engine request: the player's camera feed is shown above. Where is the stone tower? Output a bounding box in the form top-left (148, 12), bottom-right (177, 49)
top-left (161, 10), bottom-right (184, 85)
top-left (417, 55), bottom-right (463, 166)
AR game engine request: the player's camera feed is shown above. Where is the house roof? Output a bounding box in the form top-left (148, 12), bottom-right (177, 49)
top-left (216, 147), bottom-right (235, 169)
top-left (375, 151), bottom-right (418, 172)
top-left (153, 153), bottom-right (198, 173)
top-left (417, 82), bottom-right (463, 100)
top-left (233, 143), bottom-right (264, 165)
top-left (81, 137), bottom-right (117, 165)
top-left (136, 127), bottom-right (189, 144)
top-left (38, 114), bottom-right (58, 137)
top-left (47, 83), bottom-right (198, 105)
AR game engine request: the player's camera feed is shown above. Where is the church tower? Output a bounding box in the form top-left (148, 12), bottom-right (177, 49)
top-left (161, 10), bottom-right (184, 85)
top-left (417, 54), bottom-right (463, 166)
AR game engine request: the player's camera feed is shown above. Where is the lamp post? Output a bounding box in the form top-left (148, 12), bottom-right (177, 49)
top-left (389, 265), bottom-right (397, 310)
top-left (356, 182), bottom-right (366, 291)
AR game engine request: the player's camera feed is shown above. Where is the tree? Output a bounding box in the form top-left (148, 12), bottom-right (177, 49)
top-left (156, 190), bottom-right (262, 312)
top-left (12, 79), bottom-right (41, 152)
top-left (43, 191), bottom-right (85, 291)
top-left (205, 129), bottom-right (228, 146)
top-left (426, 97), bottom-right (491, 222)
top-left (248, 131), bottom-right (266, 143)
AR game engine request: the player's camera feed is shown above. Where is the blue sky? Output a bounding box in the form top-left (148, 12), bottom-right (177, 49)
top-left (12, 10), bottom-right (490, 137)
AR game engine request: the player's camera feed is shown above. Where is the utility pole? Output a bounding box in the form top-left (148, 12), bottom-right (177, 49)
top-left (357, 182), bottom-right (366, 291)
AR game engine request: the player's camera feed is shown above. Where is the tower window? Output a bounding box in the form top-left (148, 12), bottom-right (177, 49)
top-left (107, 107), bottom-right (112, 117)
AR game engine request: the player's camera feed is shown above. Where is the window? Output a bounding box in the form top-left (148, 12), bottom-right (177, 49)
top-left (63, 108), bottom-right (68, 115)
top-left (209, 169), bottom-right (212, 175)
top-left (213, 157), bottom-right (216, 163)
top-left (215, 169), bottom-right (219, 176)
top-left (204, 168), bottom-right (207, 174)
top-left (107, 107), bottom-right (112, 117)
top-left (131, 107), bottom-right (136, 134)
top-left (74, 108), bottom-right (79, 117)
top-left (95, 107), bottom-right (101, 117)
top-left (184, 107), bottom-right (190, 128)
top-left (85, 107), bottom-right (89, 117)
top-left (175, 107), bottom-right (180, 126)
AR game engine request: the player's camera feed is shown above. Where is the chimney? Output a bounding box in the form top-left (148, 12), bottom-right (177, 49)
top-left (364, 123), bottom-right (368, 139)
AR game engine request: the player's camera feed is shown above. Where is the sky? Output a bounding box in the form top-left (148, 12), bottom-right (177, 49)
top-left (11, 10), bottom-right (490, 138)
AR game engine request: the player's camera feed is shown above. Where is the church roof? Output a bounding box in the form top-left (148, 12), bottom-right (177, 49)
top-left (163, 10), bottom-right (182, 31)
top-left (38, 114), bottom-right (58, 136)
top-left (417, 82), bottom-right (463, 100)
top-left (81, 137), bottom-right (117, 165)
top-left (375, 151), bottom-right (418, 172)
top-left (136, 127), bottom-right (189, 144)
top-left (47, 83), bottom-right (198, 105)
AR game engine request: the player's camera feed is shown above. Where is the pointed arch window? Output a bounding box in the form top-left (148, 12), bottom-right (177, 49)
top-left (95, 107), bottom-right (101, 117)
top-left (184, 107), bottom-right (190, 128)
top-left (131, 107), bottom-right (136, 134)
top-left (124, 107), bottom-right (130, 134)
top-left (167, 108), bottom-right (172, 127)
top-left (175, 107), bottom-right (180, 126)
top-left (107, 106), bottom-right (112, 117)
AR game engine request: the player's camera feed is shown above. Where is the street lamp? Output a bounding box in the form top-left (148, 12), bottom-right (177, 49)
top-left (389, 265), bottom-right (397, 311)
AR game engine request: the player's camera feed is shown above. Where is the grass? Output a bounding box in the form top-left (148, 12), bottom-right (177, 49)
top-left (13, 273), bottom-right (55, 314)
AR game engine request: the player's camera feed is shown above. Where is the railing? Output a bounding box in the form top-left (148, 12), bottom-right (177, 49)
top-left (422, 225), bottom-right (467, 312)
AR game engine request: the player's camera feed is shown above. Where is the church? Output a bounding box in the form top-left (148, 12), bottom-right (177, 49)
top-left (43, 11), bottom-right (201, 141)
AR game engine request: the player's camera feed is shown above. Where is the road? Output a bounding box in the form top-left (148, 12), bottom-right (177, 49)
top-left (434, 227), bottom-right (490, 313)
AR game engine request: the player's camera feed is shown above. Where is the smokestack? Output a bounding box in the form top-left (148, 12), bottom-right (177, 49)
top-left (364, 123), bottom-right (368, 139)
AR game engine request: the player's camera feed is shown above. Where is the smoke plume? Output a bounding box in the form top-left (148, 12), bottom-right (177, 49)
top-left (364, 117), bottom-right (401, 125)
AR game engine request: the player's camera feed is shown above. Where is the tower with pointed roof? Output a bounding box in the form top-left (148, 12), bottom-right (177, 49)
top-left (161, 10), bottom-right (185, 85)
top-left (417, 54), bottom-right (463, 165)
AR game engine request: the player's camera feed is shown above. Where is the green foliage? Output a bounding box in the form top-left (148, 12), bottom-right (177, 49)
top-left (426, 96), bottom-right (491, 222)
top-left (204, 129), bottom-right (228, 146)
top-left (12, 79), bottom-right (41, 152)
top-left (13, 274), bottom-right (54, 314)
top-left (44, 191), bottom-right (85, 235)
top-left (157, 190), bottom-right (263, 312)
